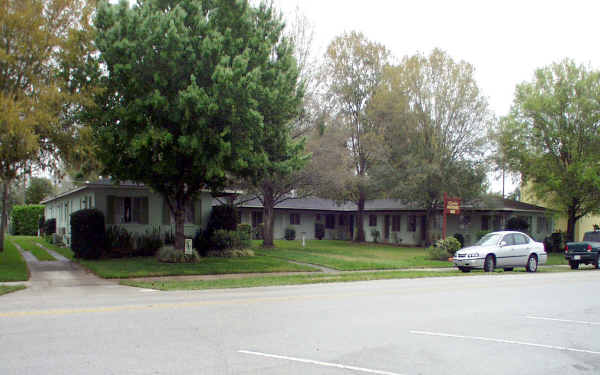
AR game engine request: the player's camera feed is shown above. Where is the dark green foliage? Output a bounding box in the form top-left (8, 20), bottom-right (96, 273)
top-left (237, 224), bottom-right (252, 236)
top-left (370, 229), bottom-right (381, 243)
top-left (453, 233), bottom-right (465, 248)
top-left (104, 226), bottom-right (163, 258)
top-left (315, 222), bottom-right (325, 240)
top-left (548, 232), bottom-right (565, 253)
top-left (10, 205), bottom-right (45, 235)
top-left (70, 209), bottom-right (105, 259)
top-left (44, 218), bottom-right (56, 235)
top-left (92, 0), bottom-right (302, 250)
top-left (134, 228), bottom-right (163, 257)
top-left (211, 230), bottom-right (251, 252)
top-left (206, 205), bottom-right (239, 234)
top-left (25, 177), bottom-right (54, 204)
top-left (157, 245), bottom-right (200, 263)
top-left (284, 227), bottom-right (296, 240)
top-left (505, 217), bottom-right (529, 232)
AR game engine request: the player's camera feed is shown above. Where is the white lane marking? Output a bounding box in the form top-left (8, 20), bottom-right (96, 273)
top-left (238, 350), bottom-right (405, 375)
top-left (410, 330), bottom-right (600, 355)
top-left (139, 289), bottom-right (158, 293)
top-left (527, 316), bottom-right (600, 326)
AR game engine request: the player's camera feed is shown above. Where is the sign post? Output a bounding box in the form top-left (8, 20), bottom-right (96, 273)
top-left (443, 193), bottom-right (461, 240)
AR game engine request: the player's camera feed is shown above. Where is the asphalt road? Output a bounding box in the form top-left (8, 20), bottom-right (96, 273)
top-left (1, 270), bottom-right (599, 374)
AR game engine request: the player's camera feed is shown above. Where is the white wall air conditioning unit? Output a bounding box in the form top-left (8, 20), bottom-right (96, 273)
top-left (58, 227), bottom-right (66, 235)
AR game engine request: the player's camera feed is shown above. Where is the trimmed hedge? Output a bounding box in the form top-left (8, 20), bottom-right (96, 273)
top-left (11, 205), bottom-right (45, 235)
top-left (71, 209), bottom-right (106, 259)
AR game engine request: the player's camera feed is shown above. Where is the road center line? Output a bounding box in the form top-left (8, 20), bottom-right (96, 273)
top-left (410, 330), bottom-right (600, 355)
top-left (527, 316), bottom-right (600, 326)
top-left (238, 350), bottom-right (405, 375)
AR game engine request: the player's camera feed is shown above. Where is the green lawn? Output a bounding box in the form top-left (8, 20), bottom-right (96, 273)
top-left (121, 266), bottom-right (572, 291)
top-left (0, 240), bottom-right (29, 281)
top-left (254, 240), bottom-right (453, 270)
top-left (27, 237), bottom-right (75, 260)
top-left (79, 255), bottom-right (318, 279)
top-left (9, 236), bottom-right (56, 261)
top-left (0, 285), bottom-right (26, 296)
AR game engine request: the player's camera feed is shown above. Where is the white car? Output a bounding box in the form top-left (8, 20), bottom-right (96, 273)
top-left (453, 231), bottom-right (547, 273)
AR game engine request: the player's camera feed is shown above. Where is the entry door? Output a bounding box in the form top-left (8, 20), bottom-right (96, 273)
top-left (349, 215), bottom-right (355, 240)
top-left (499, 233), bottom-right (517, 267)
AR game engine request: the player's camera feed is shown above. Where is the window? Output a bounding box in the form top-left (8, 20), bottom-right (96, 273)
top-left (325, 214), bottom-right (335, 229)
top-left (481, 215), bottom-right (490, 230)
top-left (369, 215), bottom-right (377, 227)
top-left (338, 214), bottom-right (346, 226)
top-left (251, 211), bottom-right (263, 228)
top-left (502, 234), bottom-right (515, 246)
top-left (408, 215), bottom-right (417, 232)
top-left (460, 215), bottom-right (472, 229)
top-left (316, 214), bottom-right (321, 222)
top-left (537, 217), bottom-right (549, 233)
top-left (290, 213), bottom-right (300, 225)
top-left (515, 234), bottom-right (529, 245)
top-left (107, 196), bottom-right (149, 224)
top-left (392, 215), bottom-right (401, 231)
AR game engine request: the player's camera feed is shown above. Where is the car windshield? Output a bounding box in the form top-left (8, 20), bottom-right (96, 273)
top-left (476, 233), bottom-right (502, 246)
top-left (583, 232), bottom-right (600, 242)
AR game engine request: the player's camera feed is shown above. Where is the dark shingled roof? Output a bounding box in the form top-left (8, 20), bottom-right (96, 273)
top-left (235, 195), bottom-right (549, 213)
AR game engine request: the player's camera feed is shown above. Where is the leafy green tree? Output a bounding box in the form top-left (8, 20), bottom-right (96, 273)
top-left (93, 0), bottom-right (304, 251)
top-left (320, 31), bottom-right (390, 242)
top-left (370, 49), bottom-right (492, 244)
top-left (0, 0), bottom-right (94, 251)
top-left (497, 60), bottom-right (600, 241)
top-left (25, 177), bottom-right (55, 204)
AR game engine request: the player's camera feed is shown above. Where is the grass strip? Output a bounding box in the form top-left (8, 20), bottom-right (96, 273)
top-left (0, 240), bottom-right (29, 281)
top-left (0, 285), bottom-right (26, 296)
top-left (10, 236), bottom-right (56, 261)
top-left (79, 255), bottom-right (318, 279)
top-left (121, 267), bottom-right (571, 291)
top-left (29, 237), bottom-right (75, 260)
top-left (254, 240), bottom-right (453, 271)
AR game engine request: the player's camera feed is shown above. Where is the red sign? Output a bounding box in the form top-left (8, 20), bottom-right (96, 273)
top-left (445, 199), bottom-right (461, 215)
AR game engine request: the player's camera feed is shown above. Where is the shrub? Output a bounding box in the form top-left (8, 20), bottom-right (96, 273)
top-left (428, 245), bottom-right (449, 260)
top-left (392, 232), bottom-right (403, 246)
top-left (371, 229), bottom-right (381, 243)
top-left (453, 233), bottom-right (465, 248)
top-left (163, 229), bottom-right (175, 245)
top-left (206, 249), bottom-right (255, 258)
top-left (206, 204), bottom-right (239, 234)
top-left (237, 224), bottom-right (252, 236)
top-left (105, 226), bottom-right (135, 258)
top-left (476, 230), bottom-right (491, 241)
top-left (10, 205), bottom-right (45, 235)
top-left (44, 218), bottom-right (56, 235)
top-left (157, 245), bottom-right (200, 263)
top-left (284, 227), bottom-right (296, 240)
top-left (70, 209), bottom-right (106, 259)
top-left (548, 232), bottom-right (565, 253)
top-left (315, 222), bottom-right (325, 240)
top-left (505, 217), bottom-right (529, 232)
top-left (435, 236), bottom-right (462, 256)
top-left (134, 227), bottom-right (163, 256)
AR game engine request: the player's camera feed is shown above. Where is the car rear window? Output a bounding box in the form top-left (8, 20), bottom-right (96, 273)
top-left (583, 232), bottom-right (600, 242)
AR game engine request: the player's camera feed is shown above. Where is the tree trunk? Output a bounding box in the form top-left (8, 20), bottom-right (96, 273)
top-left (261, 182), bottom-right (276, 248)
top-left (0, 181), bottom-right (8, 252)
top-left (422, 208), bottom-right (433, 247)
top-left (566, 207), bottom-right (577, 242)
top-left (355, 190), bottom-right (366, 242)
top-left (173, 198), bottom-right (186, 251)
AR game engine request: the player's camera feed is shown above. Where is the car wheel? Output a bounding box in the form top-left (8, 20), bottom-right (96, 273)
top-left (569, 260), bottom-right (579, 270)
top-left (483, 255), bottom-right (495, 272)
top-left (594, 254), bottom-right (600, 269)
top-left (526, 254), bottom-right (538, 272)
top-left (503, 267), bottom-right (514, 272)
top-left (459, 267), bottom-right (471, 273)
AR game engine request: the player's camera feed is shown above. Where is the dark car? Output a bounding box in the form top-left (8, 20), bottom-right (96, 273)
top-left (565, 231), bottom-right (600, 269)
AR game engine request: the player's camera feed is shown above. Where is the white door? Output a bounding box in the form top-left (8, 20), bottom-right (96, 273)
top-left (498, 234), bottom-right (517, 267)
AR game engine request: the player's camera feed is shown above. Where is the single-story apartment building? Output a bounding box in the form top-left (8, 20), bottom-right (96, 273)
top-left (42, 180), bottom-right (554, 247)
top-left (237, 196), bottom-right (554, 246)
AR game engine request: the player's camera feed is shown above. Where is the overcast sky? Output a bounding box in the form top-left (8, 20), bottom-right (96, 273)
top-left (273, 0), bottom-right (600, 195)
